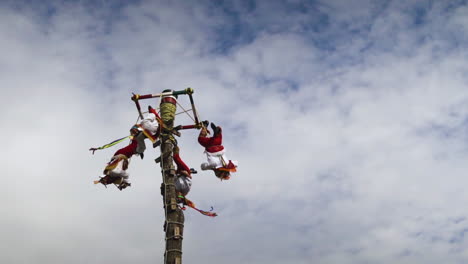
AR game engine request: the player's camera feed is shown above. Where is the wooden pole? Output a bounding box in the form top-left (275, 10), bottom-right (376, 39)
top-left (159, 90), bottom-right (184, 264)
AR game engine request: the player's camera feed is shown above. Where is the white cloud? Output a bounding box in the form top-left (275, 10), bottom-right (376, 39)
top-left (2, 1), bottom-right (468, 263)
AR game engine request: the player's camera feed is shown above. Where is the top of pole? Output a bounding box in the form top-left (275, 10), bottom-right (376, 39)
top-left (184, 87), bottom-right (194, 95)
top-left (132, 88), bottom-right (194, 101)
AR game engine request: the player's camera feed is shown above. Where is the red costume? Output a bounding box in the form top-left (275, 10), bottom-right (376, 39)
top-left (198, 125), bottom-right (238, 179)
top-left (92, 109), bottom-right (160, 190)
top-left (114, 139), bottom-right (138, 158)
top-left (174, 152), bottom-right (191, 178)
top-left (198, 129), bottom-right (224, 153)
top-left (172, 147), bottom-right (192, 196)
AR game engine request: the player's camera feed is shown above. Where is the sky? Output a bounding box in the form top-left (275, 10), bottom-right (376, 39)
top-left (2, 0), bottom-right (468, 263)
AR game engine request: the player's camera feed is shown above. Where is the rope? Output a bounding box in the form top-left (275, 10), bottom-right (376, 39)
top-left (176, 101), bottom-right (195, 123)
top-left (134, 111), bottom-right (150, 124)
top-left (165, 249), bottom-right (183, 254)
top-left (175, 108), bottom-right (193, 116)
top-left (166, 249), bottom-right (183, 253)
top-left (166, 235), bottom-right (183, 240)
top-left (166, 220), bottom-right (185, 226)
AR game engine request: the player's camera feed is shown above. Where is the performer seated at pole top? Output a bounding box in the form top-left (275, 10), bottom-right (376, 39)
top-left (198, 122), bottom-right (238, 180)
top-left (90, 108), bottom-right (160, 190)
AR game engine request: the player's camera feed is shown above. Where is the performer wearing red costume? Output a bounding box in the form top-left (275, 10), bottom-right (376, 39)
top-left (173, 146), bottom-right (192, 196)
top-left (91, 108), bottom-right (160, 190)
top-left (198, 122), bottom-right (238, 180)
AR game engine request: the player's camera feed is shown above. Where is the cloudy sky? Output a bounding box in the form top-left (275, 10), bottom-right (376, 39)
top-left (2, 0), bottom-right (468, 263)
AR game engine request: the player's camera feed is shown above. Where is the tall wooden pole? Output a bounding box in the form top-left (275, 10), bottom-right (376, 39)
top-left (159, 90), bottom-right (184, 264)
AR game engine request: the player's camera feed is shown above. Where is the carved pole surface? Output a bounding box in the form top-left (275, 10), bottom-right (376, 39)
top-left (159, 90), bottom-right (184, 264)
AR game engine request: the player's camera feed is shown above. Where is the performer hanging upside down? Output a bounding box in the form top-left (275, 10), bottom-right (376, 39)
top-left (172, 145), bottom-right (217, 217)
top-left (173, 145), bottom-right (193, 196)
top-left (91, 110), bottom-right (160, 190)
top-left (198, 122), bottom-right (238, 180)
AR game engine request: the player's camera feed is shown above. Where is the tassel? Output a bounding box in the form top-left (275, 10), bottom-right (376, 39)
top-left (178, 196), bottom-right (217, 217)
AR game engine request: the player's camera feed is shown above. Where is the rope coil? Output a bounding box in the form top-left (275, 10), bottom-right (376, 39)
top-left (166, 235), bottom-right (183, 240)
top-left (165, 249), bottom-right (183, 254)
top-left (165, 220), bottom-right (185, 226)
top-left (164, 249), bottom-right (183, 263)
